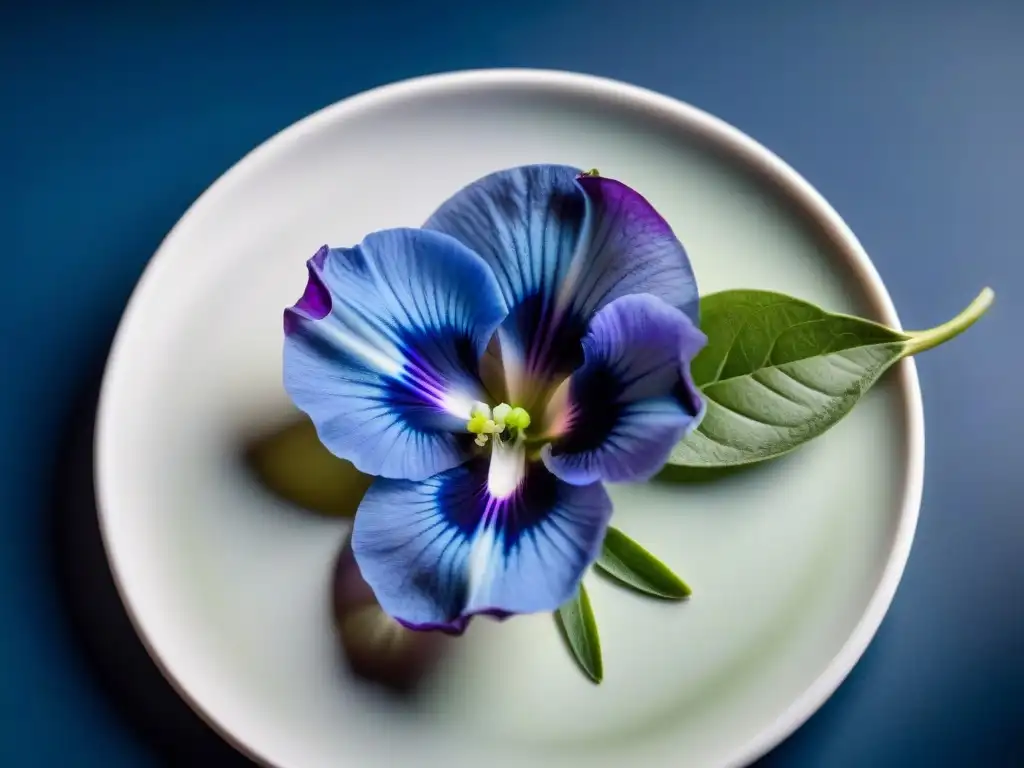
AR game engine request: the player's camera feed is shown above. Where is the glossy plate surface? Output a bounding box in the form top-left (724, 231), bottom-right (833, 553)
top-left (96, 69), bottom-right (924, 768)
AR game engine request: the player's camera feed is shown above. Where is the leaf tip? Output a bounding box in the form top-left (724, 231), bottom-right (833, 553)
top-left (596, 526), bottom-right (692, 601)
top-left (668, 579), bottom-right (693, 600)
top-left (554, 588), bottom-right (604, 685)
top-left (658, 567), bottom-right (692, 599)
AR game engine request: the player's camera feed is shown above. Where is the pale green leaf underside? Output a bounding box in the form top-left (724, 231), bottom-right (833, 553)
top-left (670, 290), bottom-right (909, 467)
top-left (595, 526), bottom-right (690, 599)
top-left (555, 584), bottom-right (603, 683)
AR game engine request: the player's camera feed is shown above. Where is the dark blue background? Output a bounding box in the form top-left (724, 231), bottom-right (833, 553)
top-left (2, 1), bottom-right (1021, 765)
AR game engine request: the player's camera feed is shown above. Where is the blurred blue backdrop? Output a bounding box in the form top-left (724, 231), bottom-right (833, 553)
top-left (1, 1), bottom-right (1021, 765)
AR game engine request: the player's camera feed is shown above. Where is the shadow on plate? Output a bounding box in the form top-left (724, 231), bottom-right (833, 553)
top-left (655, 461), bottom-right (774, 485)
top-left (50, 373), bottom-right (455, 765)
top-left (244, 418), bottom-right (458, 693)
top-left (242, 418), bottom-right (370, 520)
top-left (50, 369), bottom-right (257, 766)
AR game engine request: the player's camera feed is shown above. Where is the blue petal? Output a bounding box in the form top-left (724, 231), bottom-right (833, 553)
top-left (424, 166), bottom-right (699, 402)
top-left (571, 174), bottom-right (700, 325)
top-left (542, 294), bottom-right (707, 485)
top-left (350, 442), bottom-right (613, 633)
top-left (283, 229), bottom-right (508, 481)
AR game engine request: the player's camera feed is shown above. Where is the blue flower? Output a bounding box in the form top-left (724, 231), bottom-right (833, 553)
top-left (283, 165), bottom-right (707, 634)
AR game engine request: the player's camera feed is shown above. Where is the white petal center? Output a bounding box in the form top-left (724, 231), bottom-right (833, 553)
top-left (486, 438), bottom-right (526, 500)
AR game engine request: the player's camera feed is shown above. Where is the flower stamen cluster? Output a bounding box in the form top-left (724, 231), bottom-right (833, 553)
top-left (467, 401), bottom-right (532, 446)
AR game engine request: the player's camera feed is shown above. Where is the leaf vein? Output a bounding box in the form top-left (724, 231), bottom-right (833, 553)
top-left (749, 371), bottom-right (814, 408)
top-left (774, 366), bottom-right (838, 398)
top-left (711, 341), bottom-right (897, 386)
top-left (706, 397), bottom-right (790, 430)
top-left (708, 299), bottom-right (794, 384)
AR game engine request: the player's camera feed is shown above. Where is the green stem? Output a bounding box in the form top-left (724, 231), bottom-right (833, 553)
top-left (904, 287), bottom-right (995, 355)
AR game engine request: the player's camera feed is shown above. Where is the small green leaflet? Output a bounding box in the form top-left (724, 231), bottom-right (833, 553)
top-left (595, 526), bottom-right (691, 599)
top-left (669, 288), bottom-right (994, 467)
top-left (555, 529), bottom-right (692, 681)
top-left (555, 584), bottom-right (603, 683)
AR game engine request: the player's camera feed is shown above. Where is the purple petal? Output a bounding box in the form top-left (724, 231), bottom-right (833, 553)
top-left (283, 229), bottom-right (508, 481)
top-left (285, 245), bottom-right (332, 330)
top-left (571, 174), bottom-right (699, 325)
top-left (543, 294), bottom-right (707, 485)
top-left (351, 442), bottom-right (613, 632)
top-left (424, 166), bottom-right (699, 404)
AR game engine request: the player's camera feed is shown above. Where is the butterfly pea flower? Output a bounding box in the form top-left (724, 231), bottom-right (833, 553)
top-left (283, 165), bottom-right (707, 634)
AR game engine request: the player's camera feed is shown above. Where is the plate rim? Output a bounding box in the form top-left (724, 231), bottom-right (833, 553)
top-left (94, 67), bottom-right (925, 768)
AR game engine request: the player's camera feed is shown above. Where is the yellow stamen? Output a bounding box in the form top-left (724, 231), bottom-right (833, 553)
top-left (467, 415), bottom-right (489, 434)
top-left (492, 403), bottom-right (512, 425)
top-left (506, 407), bottom-right (531, 430)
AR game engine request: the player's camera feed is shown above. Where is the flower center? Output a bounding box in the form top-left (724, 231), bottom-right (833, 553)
top-left (466, 401), bottom-right (532, 447)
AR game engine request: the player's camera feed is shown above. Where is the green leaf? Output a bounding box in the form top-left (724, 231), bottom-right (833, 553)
top-left (670, 288), bottom-right (994, 467)
top-left (595, 526), bottom-right (691, 599)
top-left (554, 584), bottom-right (603, 683)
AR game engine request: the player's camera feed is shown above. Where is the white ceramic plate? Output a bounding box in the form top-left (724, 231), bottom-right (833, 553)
top-left (96, 70), bottom-right (924, 768)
